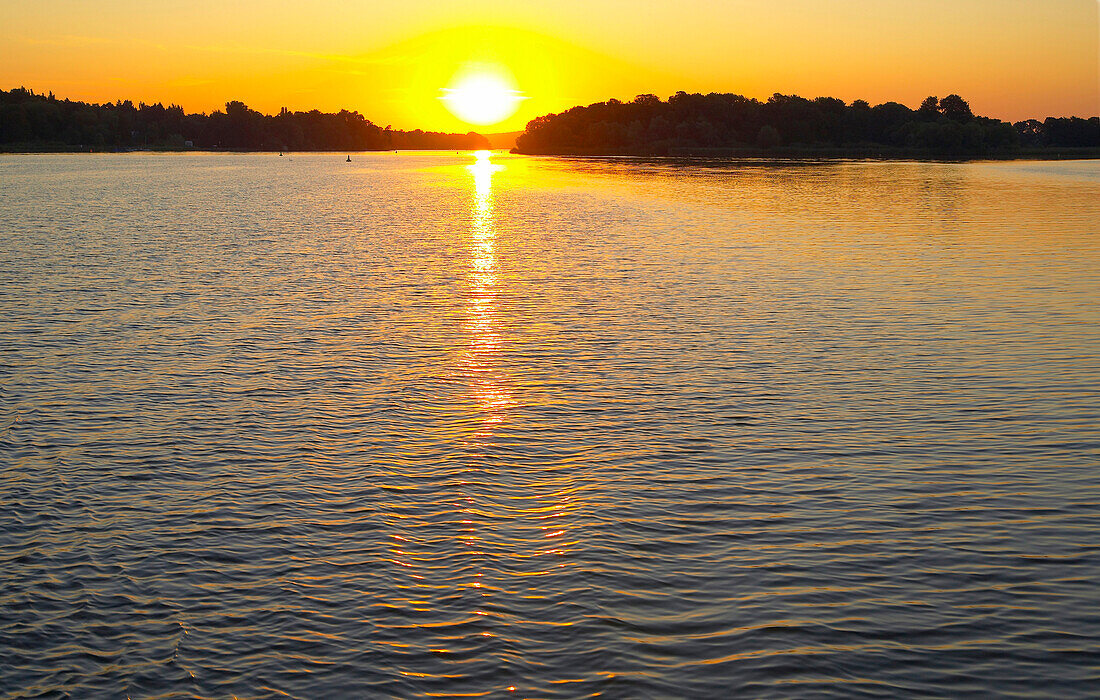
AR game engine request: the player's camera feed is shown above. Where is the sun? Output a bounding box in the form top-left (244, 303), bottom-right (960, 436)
top-left (441, 64), bottom-right (524, 127)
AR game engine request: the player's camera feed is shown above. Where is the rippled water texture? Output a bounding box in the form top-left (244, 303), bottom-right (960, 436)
top-left (2, 153), bottom-right (1099, 698)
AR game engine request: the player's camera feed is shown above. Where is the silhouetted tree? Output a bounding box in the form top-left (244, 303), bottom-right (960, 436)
top-left (843, 99), bottom-right (872, 143)
top-left (1040, 116), bottom-right (1100, 147)
top-left (939, 94), bottom-right (973, 122)
top-left (918, 96), bottom-right (940, 120)
top-left (1013, 119), bottom-right (1044, 146)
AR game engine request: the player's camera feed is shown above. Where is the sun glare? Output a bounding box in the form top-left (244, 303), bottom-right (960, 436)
top-left (442, 65), bottom-right (524, 126)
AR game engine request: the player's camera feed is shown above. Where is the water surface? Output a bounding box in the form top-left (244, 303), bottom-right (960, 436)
top-left (1, 153), bottom-right (1098, 698)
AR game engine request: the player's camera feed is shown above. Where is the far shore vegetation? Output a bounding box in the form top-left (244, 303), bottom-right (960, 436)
top-left (0, 88), bottom-right (489, 152)
top-left (513, 92), bottom-right (1099, 159)
top-left (3, 87), bottom-right (1097, 159)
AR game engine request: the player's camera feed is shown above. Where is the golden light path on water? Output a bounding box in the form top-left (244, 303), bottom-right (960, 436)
top-left (463, 151), bottom-right (573, 630)
top-left (462, 149), bottom-right (505, 633)
top-left (465, 150), bottom-right (511, 425)
top-left (383, 150), bottom-right (576, 670)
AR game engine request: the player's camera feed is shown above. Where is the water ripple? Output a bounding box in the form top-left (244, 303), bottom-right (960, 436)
top-left (1, 153), bottom-right (1098, 697)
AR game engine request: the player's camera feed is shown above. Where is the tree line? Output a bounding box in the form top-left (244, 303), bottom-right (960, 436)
top-left (0, 88), bottom-right (490, 151)
top-left (515, 92), bottom-right (1099, 156)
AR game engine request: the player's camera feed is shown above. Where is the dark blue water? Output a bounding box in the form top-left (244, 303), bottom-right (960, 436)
top-left (1, 153), bottom-right (1098, 698)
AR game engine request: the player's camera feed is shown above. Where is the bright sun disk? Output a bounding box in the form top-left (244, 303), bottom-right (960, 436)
top-left (442, 67), bottom-right (524, 126)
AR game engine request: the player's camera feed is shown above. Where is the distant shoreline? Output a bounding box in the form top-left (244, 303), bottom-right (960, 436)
top-left (3, 145), bottom-right (1097, 161)
top-left (0, 145), bottom-right (492, 154)
top-left (511, 146), bottom-right (1100, 161)
top-left (0, 88), bottom-right (491, 152)
top-left (514, 92), bottom-right (1098, 161)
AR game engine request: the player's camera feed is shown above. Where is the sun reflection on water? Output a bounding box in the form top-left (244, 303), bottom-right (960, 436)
top-left (464, 151), bottom-right (511, 425)
top-left (383, 152), bottom-right (581, 678)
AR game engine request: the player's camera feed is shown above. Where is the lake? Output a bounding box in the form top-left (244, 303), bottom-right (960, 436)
top-left (1, 152), bottom-right (1098, 698)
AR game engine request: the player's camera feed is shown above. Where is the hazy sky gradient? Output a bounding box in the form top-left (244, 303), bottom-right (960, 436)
top-left (3, 0), bottom-right (1097, 131)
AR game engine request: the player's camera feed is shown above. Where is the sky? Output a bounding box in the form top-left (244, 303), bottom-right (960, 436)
top-left (2, 0), bottom-right (1098, 132)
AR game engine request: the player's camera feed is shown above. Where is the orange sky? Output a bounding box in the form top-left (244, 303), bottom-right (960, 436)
top-left (2, 0), bottom-right (1097, 132)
